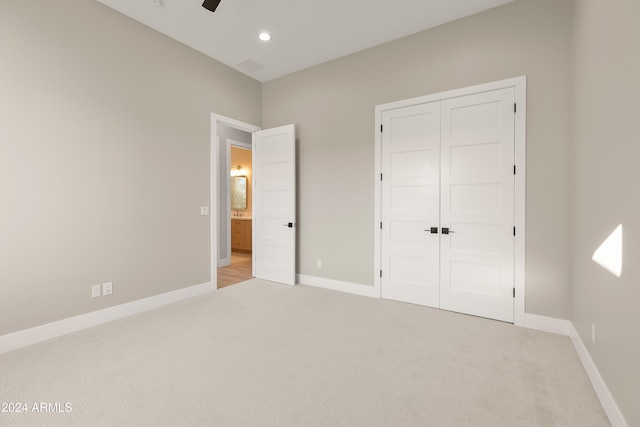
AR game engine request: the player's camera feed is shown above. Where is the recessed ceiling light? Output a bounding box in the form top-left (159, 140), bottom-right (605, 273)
top-left (258, 32), bottom-right (271, 42)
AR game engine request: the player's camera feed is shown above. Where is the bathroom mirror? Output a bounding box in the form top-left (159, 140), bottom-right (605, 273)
top-left (231, 176), bottom-right (247, 210)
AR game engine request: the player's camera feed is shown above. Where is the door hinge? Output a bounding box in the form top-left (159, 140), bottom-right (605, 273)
top-left (380, 222), bottom-right (383, 229)
top-left (380, 173), bottom-right (383, 181)
top-left (513, 288), bottom-right (516, 298)
top-left (514, 103), bottom-right (517, 113)
top-left (380, 124), bottom-right (383, 133)
top-left (513, 227), bottom-right (516, 236)
top-left (514, 165), bottom-right (516, 175)
top-left (380, 269), bottom-right (383, 278)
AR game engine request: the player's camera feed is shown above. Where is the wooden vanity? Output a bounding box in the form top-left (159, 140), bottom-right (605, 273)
top-left (231, 218), bottom-right (252, 252)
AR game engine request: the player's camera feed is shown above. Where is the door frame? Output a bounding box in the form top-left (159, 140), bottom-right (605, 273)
top-left (373, 76), bottom-right (527, 326)
top-left (211, 113), bottom-right (261, 290)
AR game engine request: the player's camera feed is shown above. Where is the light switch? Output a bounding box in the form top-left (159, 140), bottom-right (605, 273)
top-left (91, 284), bottom-right (101, 298)
top-left (201, 206), bottom-right (209, 216)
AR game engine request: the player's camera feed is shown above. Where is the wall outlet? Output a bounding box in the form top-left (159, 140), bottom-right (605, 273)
top-left (592, 324), bottom-right (596, 344)
top-left (317, 259), bottom-right (322, 268)
top-left (91, 284), bottom-right (101, 298)
top-left (200, 206), bottom-right (209, 216)
top-left (102, 282), bottom-right (113, 296)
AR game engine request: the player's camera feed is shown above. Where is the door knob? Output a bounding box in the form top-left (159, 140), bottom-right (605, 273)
top-left (282, 222), bottom-right (294, 228)
top-left (442, 227), bottom-right (455, 234)
top-left (424, 227), bottom-right (439, 234)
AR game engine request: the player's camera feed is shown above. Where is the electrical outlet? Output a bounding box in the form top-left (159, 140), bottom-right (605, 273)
top-left (317, 259), bottom-right (322, 268)
top-left (91, 284), bottom-right (101, 298)
top-left (200, 206), bottom-right (209, 216)
top-left (102, 282), bottom-right (113, 296)
top-left (592, 324), bottom-right (596, 344)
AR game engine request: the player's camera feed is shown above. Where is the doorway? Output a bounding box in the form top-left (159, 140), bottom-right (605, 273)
top-left (218, 143), bottom-right (253, 288)
top-left (211, 115), bottom-right (260, 289)
top-left (373, 76), bottom-right (527, 325)
top-left (210, 114), bottom-right (297, 290)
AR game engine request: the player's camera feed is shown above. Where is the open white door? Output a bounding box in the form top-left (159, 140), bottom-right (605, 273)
top-left (253, 124), bottom-right (296, 285)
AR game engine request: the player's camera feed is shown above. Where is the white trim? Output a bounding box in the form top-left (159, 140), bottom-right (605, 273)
top-left (224, 137), bottom-right (231, 266)
top-left (374, 76), bottom-right (527, 326)
top-left (377, 77), bottom-right (525, 111)
top-left (229, 138), bottom-right (252, 150)
top-left (522, 313), bottom-right (571, 336)
top-left (521, 315), bottom-right (627, 426)
top-left (373, 107), bottom-right (383, 300)
top-left (211, 128), bottom-right (219, 276)
top-left (513, 76), bottom-right (527, 326)
top-left (569, 324), bottom-right (629, 427)
top-left (519, 315), bottom-right (628, 427)
top-left (224, 138), bottom-right (232, 266)
top-left (297, 274), bottom-right (379, 298)
top-left (251, 138), bottom-right (256, 272)
top-left (0, 282), bottom-right (213, 355)
top-left (210, 114), bottom-right (261, 290)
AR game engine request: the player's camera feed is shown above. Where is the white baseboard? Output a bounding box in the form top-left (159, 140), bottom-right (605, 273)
top-left (569, 324), bottom-right (629, 427)
top-left (297, 274), bottom-right (378, 298)
top-left (521, 314), bottom-right (627, 426)
top-left (522, 313), bottom-right (571, 335)
top-left (0, 281), bottom-right (213, 355)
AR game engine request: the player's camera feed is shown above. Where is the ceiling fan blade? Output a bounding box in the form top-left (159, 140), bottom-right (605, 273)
top-left (202, 0), bottom-right (221, 12)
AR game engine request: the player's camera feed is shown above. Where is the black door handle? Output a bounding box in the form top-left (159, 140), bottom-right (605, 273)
top-left (423, 227), bottom-right (439, 234)
top-left (442, 227), bottom-right (455, 234)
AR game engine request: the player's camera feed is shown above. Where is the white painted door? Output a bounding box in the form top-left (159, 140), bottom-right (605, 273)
top-left (439, 88), bottom-right (515, 322)
top-left (253, 124), bottom-right (296, 285)
top-left (381, 103), bottom-right (441, 307)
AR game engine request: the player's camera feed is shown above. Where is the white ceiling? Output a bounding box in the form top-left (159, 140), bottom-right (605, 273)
top-left (96, 0), bottom-right (514, 82)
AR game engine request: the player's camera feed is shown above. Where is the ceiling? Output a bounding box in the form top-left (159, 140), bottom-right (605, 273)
top-left (96, 0), bottom-right (514, 82)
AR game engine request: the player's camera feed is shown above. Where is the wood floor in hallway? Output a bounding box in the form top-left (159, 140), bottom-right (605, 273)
top-left (217, 252), bottom-right (252, 289)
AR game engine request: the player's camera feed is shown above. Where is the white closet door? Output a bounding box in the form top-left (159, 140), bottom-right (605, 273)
top-left (439, 88), bottom-right (515, 322)
top-left (381, 103), bottom-right (441, 307)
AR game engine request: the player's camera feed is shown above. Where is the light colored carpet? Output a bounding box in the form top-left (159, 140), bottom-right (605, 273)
top-left (0, 279), bottom-right (609, 426)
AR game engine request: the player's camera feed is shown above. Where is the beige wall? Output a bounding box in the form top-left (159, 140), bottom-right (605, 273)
top-left (0, 0), bottom-right (261, 335)
top-left (572, 0), bottom-right (640, 425)
top-left (263, 0), bottom-right (574, 319)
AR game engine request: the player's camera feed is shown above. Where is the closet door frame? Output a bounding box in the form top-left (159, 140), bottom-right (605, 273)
top-left (373, 76), bottom-right (527, 326)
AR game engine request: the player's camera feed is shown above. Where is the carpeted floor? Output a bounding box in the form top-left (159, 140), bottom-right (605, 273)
top-left (0, 279), bottom-right (609, 426)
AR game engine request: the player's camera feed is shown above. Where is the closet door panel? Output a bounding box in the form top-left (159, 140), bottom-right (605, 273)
top-left (440, 88), bottom-right (515, 322)
top-left (381, 103), bottom-right (441, 307)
